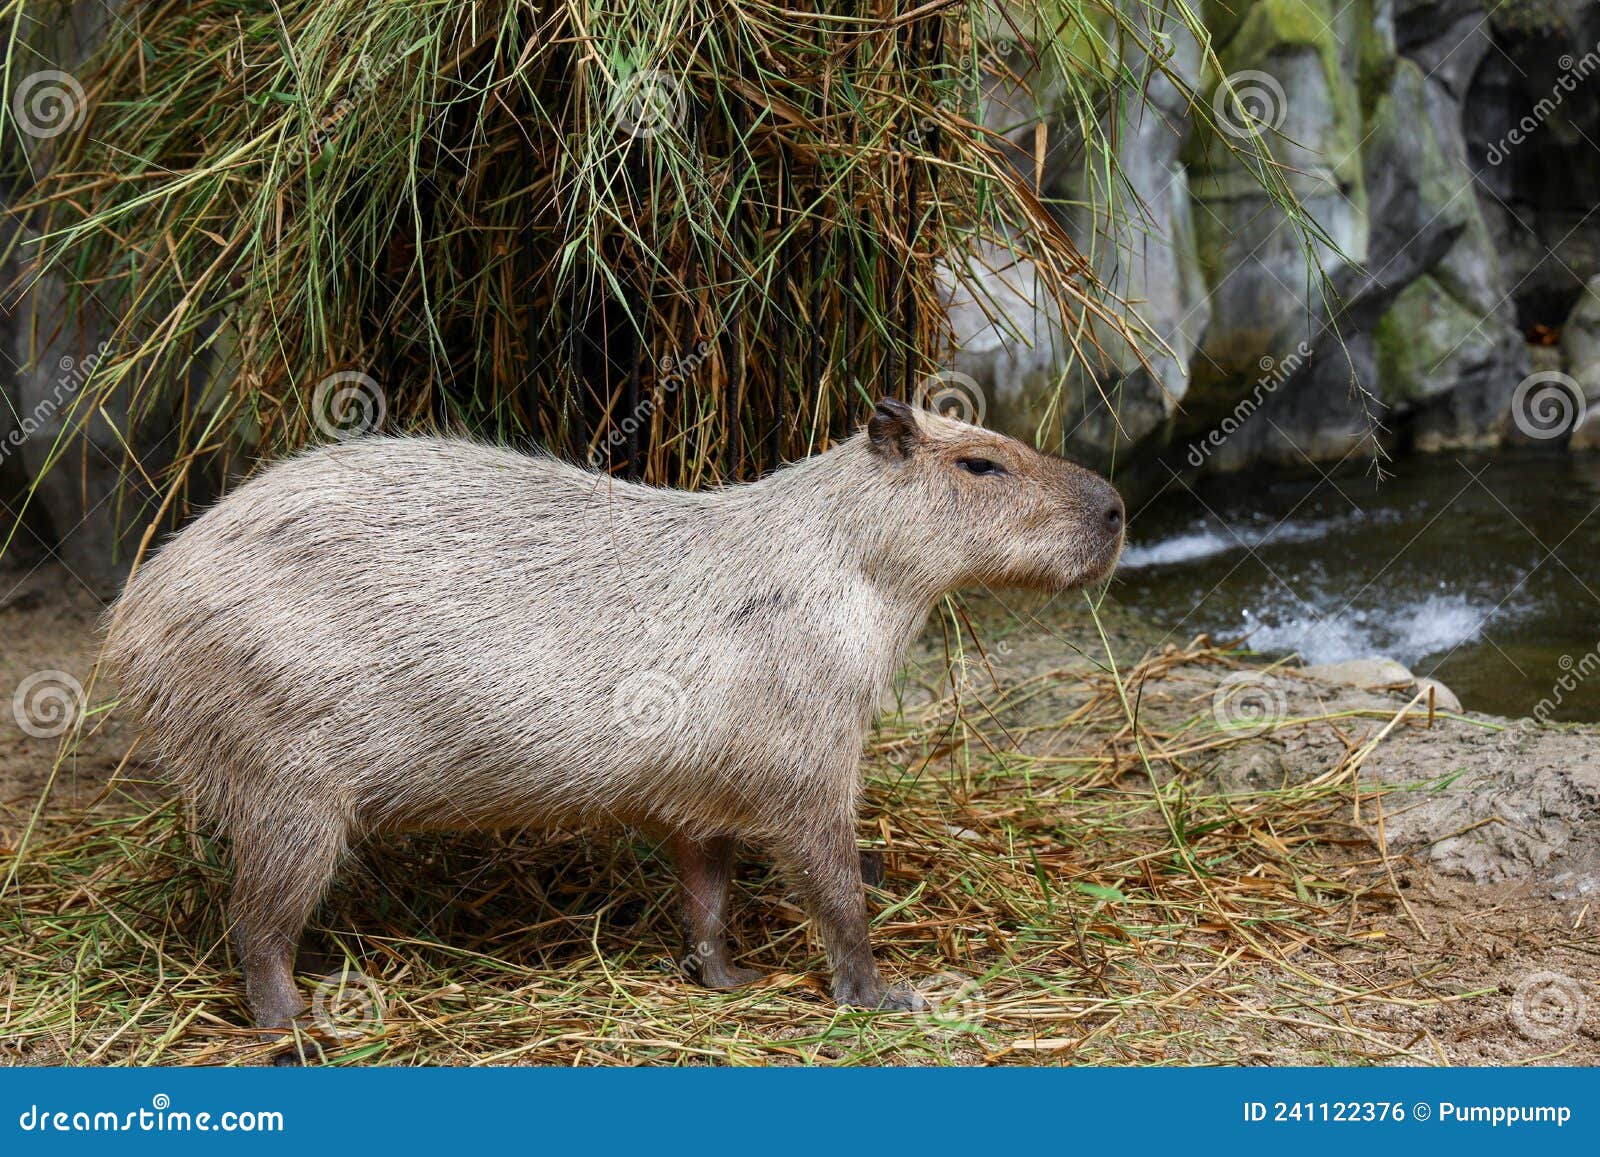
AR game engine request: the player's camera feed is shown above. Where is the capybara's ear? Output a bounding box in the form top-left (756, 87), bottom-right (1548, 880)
top-left (868, 397), bottom-right (922, 460)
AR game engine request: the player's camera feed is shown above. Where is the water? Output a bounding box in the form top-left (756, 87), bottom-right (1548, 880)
top-left (1112, 451), bottom-right (1600, 721)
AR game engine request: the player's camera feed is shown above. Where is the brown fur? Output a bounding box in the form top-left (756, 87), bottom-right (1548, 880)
top-left (101, 400), bottom-right (1123, 1054)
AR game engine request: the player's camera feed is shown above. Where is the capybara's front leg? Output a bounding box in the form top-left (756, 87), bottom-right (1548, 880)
top-left (779, 817), bottom-right (921, 1011)
top-left (670, 832), bottom-right (764, 990)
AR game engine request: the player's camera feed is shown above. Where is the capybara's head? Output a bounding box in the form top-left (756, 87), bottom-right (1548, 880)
top-left (866, 398), bottom-right (1124, 593)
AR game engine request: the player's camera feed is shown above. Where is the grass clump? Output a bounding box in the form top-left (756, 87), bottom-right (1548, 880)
top-left (0, 0), bottom-right (1315, 558)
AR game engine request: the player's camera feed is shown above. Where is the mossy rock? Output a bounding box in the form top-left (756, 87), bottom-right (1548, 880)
top-left (1214, 0), bottom-right (1367, 187)
top-left (1363, 58), bottom-right (1468, 228)
top-left (1374, 275), bottom-right (1500, 403)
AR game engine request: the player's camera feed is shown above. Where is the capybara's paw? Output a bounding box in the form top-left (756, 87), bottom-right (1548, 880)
top-left (695, 962), bottom-right (766, 990)
top-left (831, 976), bottom-right (924, 1011)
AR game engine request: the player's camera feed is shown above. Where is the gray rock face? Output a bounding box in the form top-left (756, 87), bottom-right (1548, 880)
top-left (954, 0), bottom-right (1565, 474)
top-left (1560, 276), bottom-right (1600, 398)
top-left (6, 282), bottom-right (159, 598)
top-left (950, 5), bottom-right (1210, 465)
top-left (1385, 726), bottom-right (1600, 898)
top-left (1466, 1), bottom-right (1600, 331)
top-left (1058, 13), bottom-right (1210, 463)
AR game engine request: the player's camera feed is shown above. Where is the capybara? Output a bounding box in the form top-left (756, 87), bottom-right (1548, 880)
top-left (102, 399), bottom-right (1124, 1052)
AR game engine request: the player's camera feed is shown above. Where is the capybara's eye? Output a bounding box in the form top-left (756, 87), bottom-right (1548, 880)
top-left (958, 457), bottom-right (1004, 476)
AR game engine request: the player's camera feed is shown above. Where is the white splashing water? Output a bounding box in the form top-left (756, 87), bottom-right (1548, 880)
top-left (1119, 512), bottom-right (1499, 665)
top-left (1233, 594), bottom-right (1489, 666)
top-left (1118, 529), bottom-right (1240, 569)
top-left (1118, 518), bottom-right (1340, 571)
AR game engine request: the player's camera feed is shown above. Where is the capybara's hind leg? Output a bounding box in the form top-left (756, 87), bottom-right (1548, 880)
top-left (228, 815), bottom-right (347, 1062)
top-left (858, 849), bottom-right (885, 889)
top-left (669, 833), bottom-right (764, 990)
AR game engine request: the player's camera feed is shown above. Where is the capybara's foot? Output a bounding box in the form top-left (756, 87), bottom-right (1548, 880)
top-left (262, 1030), bottom-right (328, 1068)
top-left (858, 849), bottom-right (886, 889)
top-left (831, 976), bottom-right (924, 1011)
top-left (695, 962), bottom-right (766, 990)
top-left (268, 1036), bottom-right (326, 1066)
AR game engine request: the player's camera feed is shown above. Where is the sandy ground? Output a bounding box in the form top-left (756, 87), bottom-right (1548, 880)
top-left (0, 563), bottom-right (127, 808)
top-left (2, 564), bottom-right (1596, 1065)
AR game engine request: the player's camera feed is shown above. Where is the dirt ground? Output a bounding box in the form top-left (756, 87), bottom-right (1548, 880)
top-left (0, 563), bottom-right (127, 807)
top-left (898, 593), bottom-right (1600, 1065)
top-left (2, 564), bottom-right (1596, 1065)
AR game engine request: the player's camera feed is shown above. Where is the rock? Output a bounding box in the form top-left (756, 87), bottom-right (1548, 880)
top-left (1570, 411), bottom-right (1600, 452)
top-left (1196, 333), bottom-right (1387, 471)
top-left (1395, 0), bottom-right (1495, 99)
top-left (943, 36), bottom-right (1076, 448)
top-left (1, 2), bottom-right (148, 594)
top-left (1176, 25), bottom-right (1522, 469)
top-left (943, 244), bottom-right (1063, 442)
top-left (1184, 0), bottom-right (1371, 419)
top-left (1205, 746), bottom-right (1291, 794)
top-left (1300, 657), bottom-right (1463, 710)
top-left (1555, 277), bottom-right (1600, 449)
top-left (1055, 12), bottom-right (1209, 463)
top-left (954, 7), bottom-right (1210, 463)
top-left (1465, 0), bottom-right (1600, 336)
top-left (1365, 55), bottom-right (1525, 441)
top-left (1301, 656), bottom-right (1416, 688)
top-left (1382, 734), bottom-right (1600, 894)
top-left (1560, 275), bottom-right (1600, 398)
top-left (1415, 676), bottom-right (1463, 712)
top-left (1375, 278), bottom-right (1490, 405)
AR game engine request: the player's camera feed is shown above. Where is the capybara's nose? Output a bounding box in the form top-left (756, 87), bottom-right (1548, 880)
top-left (1102, 490), bottom-right (1125, 536)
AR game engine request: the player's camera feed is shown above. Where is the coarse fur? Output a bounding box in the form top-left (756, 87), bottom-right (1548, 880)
top-left (101, 400), bottom-right (1124, 1058)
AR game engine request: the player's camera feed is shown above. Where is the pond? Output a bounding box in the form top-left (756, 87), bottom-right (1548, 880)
top-left (1112, 450), bottom-right (1600, 722)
